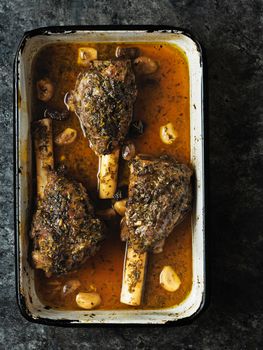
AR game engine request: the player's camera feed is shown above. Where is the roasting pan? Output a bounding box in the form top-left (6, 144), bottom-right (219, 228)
top-left (14, 26), bottom-right (205, 325)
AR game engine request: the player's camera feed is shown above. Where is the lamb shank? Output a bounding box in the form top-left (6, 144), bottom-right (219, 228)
top-left (122, 155), bottom-right (193, 252)
top-left (31, 118), bottom-right (105, 277)
top-left (31, 170), bottom-right (105, 277)
top-left (67, 59), bottom-right (137, 198)
top-left (120, 155), bottom-right (193, 306)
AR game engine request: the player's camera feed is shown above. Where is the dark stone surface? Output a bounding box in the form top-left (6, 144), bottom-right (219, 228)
top-left (0, 0), bottom-right (262, 349)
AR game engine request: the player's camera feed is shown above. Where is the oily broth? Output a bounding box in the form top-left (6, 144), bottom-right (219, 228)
top-left (32, 42), bottom-right (192, 310)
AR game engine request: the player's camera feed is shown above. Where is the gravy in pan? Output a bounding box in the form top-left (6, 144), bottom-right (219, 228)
top-left (32, 42), bottom-right (192, 310)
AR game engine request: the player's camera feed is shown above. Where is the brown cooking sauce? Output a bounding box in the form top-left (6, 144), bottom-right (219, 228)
top-left (32, 42), bottom-right (192, 310)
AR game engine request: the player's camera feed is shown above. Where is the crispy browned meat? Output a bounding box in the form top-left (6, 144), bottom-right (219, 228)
top-left (121, 155), bottom-right (193, 252)
top-left (70, 60), bottom-right (137, 155)
top-left (31, 171), bottom-right (105, 276)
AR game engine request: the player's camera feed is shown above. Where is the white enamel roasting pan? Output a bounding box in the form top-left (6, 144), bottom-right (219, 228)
top-left (14, 26), bottom-right (205, 325)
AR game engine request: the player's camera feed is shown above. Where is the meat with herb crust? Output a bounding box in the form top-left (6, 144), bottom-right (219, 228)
top-left (30, 171), bottom-right (105, 277)
top-left (121, 155), bottom-right (193, 252)
top-left (69, 59), bottom-right (137, 155)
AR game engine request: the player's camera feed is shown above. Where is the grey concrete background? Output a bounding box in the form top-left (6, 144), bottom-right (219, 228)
top-left (0, 0), bottom-right (262, 349)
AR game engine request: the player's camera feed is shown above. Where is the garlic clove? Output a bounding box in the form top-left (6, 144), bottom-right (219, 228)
top-left (55, 128), bottom-right (77, 145)
top-left (113, 199), bottom-right (127, 216)
top-left (76, 292), bottom-right (101, 309)
top-left (122, 141), bottom-right (136, 161)
top-left (62, 279), bottom-right (81, 297)
top-left (77, 47), bottom-right (98, 65)
top-left (64, 91), bottom-right (75, 112)
top-left (36, 78), bottom-right (54, 102)
top-left (160, 122), bottom-right (178, 145)
top-left (133, 56), bottom-right (158, 75)
top-left (115, 46), bottom-right (140, 59)
top-left (160, 266), bottom-right (181, 292)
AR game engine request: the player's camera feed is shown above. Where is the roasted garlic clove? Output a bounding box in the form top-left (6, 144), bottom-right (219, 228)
top-left (122, 141), bottom-right (136, 161)
top-left (160, 266), bottom-right (181, 292)
top-left (62, 279), bottom-right (81, 297)
top-left (113, 199), bottom-right (127, 216)
top-left (64, 91), bottom-right (75, 112)
top-left (77, 47), bottom-right (98, 65)
top-left (115, 46), bottom-right (140, 59)
top-left (160, 122), bottom-right (178, 145)
top-left (76, 292), bottom-right (101, 309)
top-left (133, 56), bottom-right (158, 75)
top-left (55, 128), bottom-right (77, 145)
top-left (36, 78), bottom-right (54, 102)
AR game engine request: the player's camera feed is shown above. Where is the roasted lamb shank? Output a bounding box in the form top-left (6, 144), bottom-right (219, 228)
top-left (120, 155), bottom-right (193, 305)
top-left (67, 60), bottom-right (137, 198)
top-left (31, 119), bottom-right (104, 277)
